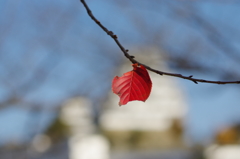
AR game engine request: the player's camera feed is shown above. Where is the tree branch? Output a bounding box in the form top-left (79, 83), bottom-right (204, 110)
top-left (80, 0), bottom-right (240, 85)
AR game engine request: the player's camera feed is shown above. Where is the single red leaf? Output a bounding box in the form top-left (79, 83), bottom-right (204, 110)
top-left (112, 63), bottom-right (152, 106)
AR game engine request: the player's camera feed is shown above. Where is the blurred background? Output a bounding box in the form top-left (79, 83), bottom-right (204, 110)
top-left (1, 0), bottom-right (240, 159)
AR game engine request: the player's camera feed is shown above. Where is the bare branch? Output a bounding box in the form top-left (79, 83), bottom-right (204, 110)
top-left (80, 0), bottom-right (240, 85)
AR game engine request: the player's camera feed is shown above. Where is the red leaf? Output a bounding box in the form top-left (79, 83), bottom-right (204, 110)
top-left (112, 63), bottom-right (152, 106)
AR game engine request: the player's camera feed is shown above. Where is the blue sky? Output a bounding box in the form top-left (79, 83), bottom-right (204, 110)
top-left (0, 0), bottom-right (240, 145)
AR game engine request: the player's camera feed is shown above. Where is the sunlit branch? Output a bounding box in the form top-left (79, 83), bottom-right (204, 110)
top-left (80, 0), bottom-right (240, 85)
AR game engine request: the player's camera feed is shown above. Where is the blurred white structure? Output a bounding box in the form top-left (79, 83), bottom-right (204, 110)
top-left (61, 97), bottom-right (110, 159)
top-left (31, 134), bottom-right (52, 153)
top-left (100, 48), bottom-right (187, 132)
top-left (205, 145), bottom-right (240, 159)
top-left (61, 97), bottom-right (95, 136)
top-left (100, 48), bottom-right (187, 149)
top-left (69, 134), bottom-right (110, 159)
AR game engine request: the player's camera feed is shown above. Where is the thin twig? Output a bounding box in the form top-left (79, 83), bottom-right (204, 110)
top-left (80, 0), bottom-right (240, 85)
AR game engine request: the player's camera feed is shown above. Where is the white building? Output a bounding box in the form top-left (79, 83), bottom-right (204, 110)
top-left (61, 97), bottom-right (110, 159)
top-left (100, 47), bottom-right (187, 149)
top-left (205, 145), bottom-right (240, 159)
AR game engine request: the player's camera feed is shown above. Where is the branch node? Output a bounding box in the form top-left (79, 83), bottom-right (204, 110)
top-left (193, 80), bottom-right (198, 84)
top-left (107, 31), bottom-right (113, 35)
top-left (96, 20), bottom-right (100, 24)
top-left (130, 55), bottom-right (135, 58)
top-left (189, 75), bottom-right (193, 78)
